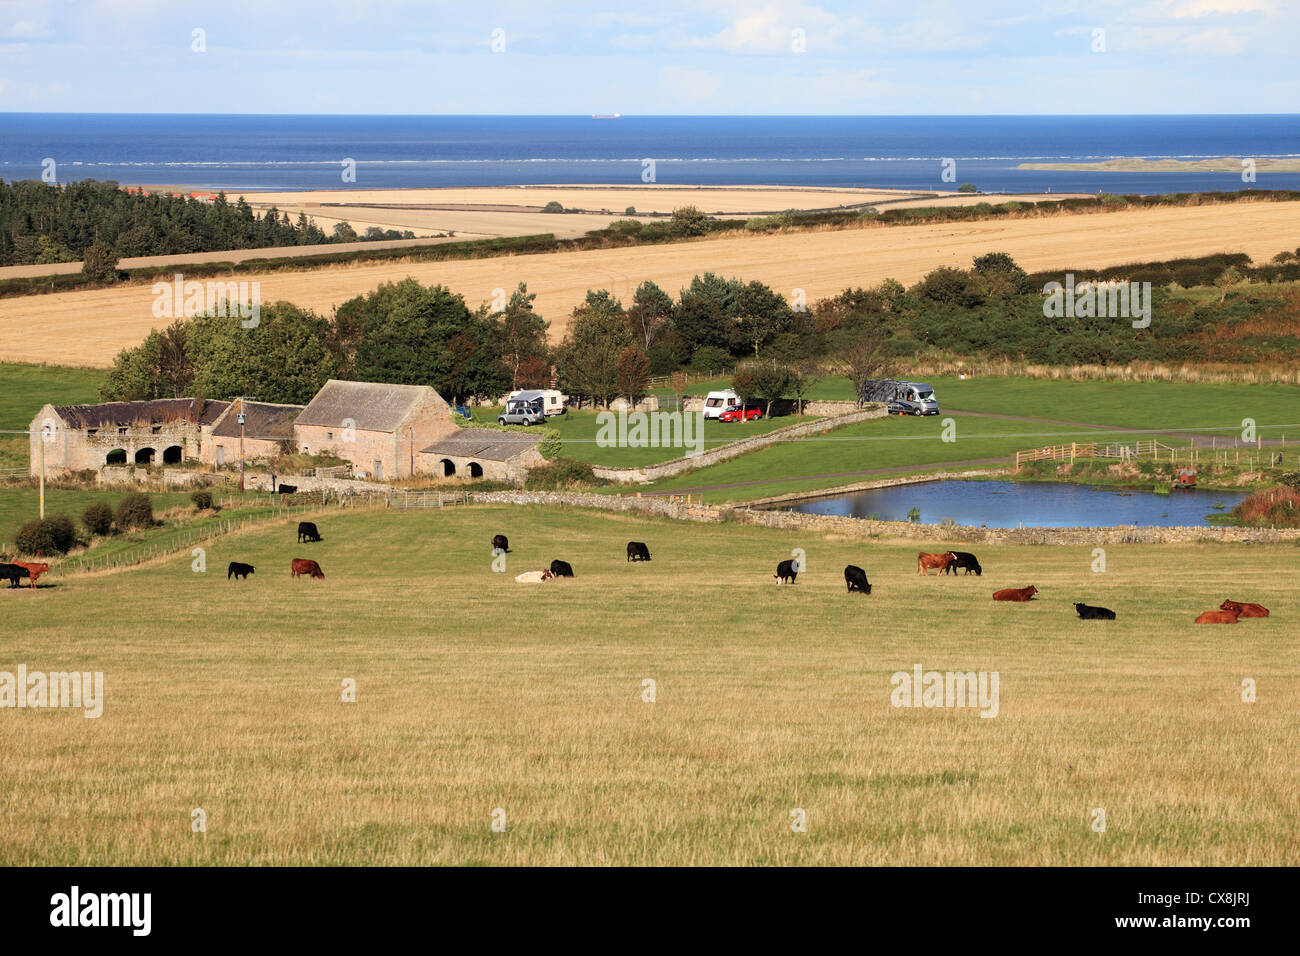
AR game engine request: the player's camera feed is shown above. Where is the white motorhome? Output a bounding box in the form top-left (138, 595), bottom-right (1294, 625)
top-left (702, 389), bottom-right (743, 420)
top-left (506, 389), bottom-right (566, 416)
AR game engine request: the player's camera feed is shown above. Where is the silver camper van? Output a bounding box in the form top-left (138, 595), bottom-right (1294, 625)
top-left (861, 380), bottom-right (940, 416)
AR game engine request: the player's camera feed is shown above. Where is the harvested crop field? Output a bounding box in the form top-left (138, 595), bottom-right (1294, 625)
top-left (3, 199), bottom-right (1297, 368)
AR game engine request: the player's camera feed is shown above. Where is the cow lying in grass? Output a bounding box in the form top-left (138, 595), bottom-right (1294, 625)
top-left (550, 560), bottom-right (574, 578)
top-left (1195, 607), bottom-right (1241, 624)
top-left (514, 570), bottom-right (554, 583)
top-left (1220, 599), bottom-right (1268, 618)
top-left (993, 586), bottom-right (1038, 602)
top-left (1074, 602), bottom-right (1116, 620)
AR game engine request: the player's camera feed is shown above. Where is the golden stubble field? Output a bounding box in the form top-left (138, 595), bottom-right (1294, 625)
top-left (0, 504), bottom-right (1295, 865)
top-left (3, 199), bottom-right (1298, 368)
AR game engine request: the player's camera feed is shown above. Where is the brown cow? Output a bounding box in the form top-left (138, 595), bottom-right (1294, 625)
top-left (291, 558), bottom-right (325, 580)
top-left (917, 552), bottom-right (954, 576)
top-left (1220, 599), bottom-right (1269, 618)
top-left (13, 561), bottom-right (49, 589)
top-left (992, 586), bottom-right (1039, 602)
top-left (1195, 607), bottom-right (1241, 624)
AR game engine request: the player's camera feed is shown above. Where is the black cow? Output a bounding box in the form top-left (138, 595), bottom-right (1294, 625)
top-left (774, 559), bottom-right (798, 585)
top-left (227, 562), bottom-right (255, 581)
top-left (278, 484), bottom-right (298, 494)
top-left (627, 541), bottom-right (651, 562)
top-left (1074, 602), bottom-right (1116, 620)
top-left (844, 565), bottom-right (871, 594)
top-left (297, 521), bottom-right (321, 543)
top-left (0, 563), bottom-right (30, 589)
top-left (550, 559), bottom-right (574, 578)
top-left (944, 551), bottom-right (983, 576)
top-left (492, 534), bottom-right (511, 554)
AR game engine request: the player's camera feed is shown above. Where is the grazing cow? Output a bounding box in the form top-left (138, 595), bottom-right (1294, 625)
top-left (1074, 602), bottom-right (1116, 620)
top-left (290, 558), bottom-right (325, 580)
top-left (227, 561), bottom-right (255, 581)
top-left (1220, 599), bottom-right (1269, 618)
top-left (514, 569), bottom-right (554, 583)
top-left (992, 586), bottom-right (1039, 602)
top-left (0, 563), bottom-right (30, 589)
top-left (550, 559), bottom-right (575, 578)
top-left (1195, 607), bottom-right (1241, 624)
top-left (944, 551), bottom-right (983, 576)
top-left (492, 534), bottom-right (511, 554)
top-left (278, 484), bottom-right (297, 494)
top-left (774, 559), bottom-right (798, 585)
top-left (844, 565), bottom-right (871, 594)
top-left (13, 561), bottom-right (49, 589)
top-left (627, 541), bottom-right (651, 562)
top-left (297, 521), bottom-right (321, 543)
top-left (917, 552), bottom-right (954, 576)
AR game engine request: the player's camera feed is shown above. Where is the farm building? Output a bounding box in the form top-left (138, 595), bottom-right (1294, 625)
top-left (29, 398), bottom-right (230, 475)
top-left (419, 429), bottom-right (545, 482)
top-left (209, 399), bottom-right (304, 466)
top-left (293, 380), bottom-right (457, 480)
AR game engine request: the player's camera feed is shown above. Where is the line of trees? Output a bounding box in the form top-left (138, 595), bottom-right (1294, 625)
top-left (100, 249), bottom-right (1300, 409)
top-left (0, 179), bottom-right (414, 267)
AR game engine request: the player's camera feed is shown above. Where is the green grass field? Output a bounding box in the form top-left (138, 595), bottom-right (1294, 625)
top-left (635, 414), bottom-right (1188, 502)
top-left (488, 407), bottom-right (810, 467)
top-left (1, 504), bottom-right (1294, 865)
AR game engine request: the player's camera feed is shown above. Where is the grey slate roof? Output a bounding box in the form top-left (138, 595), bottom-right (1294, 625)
top-left (294, 380), bottom-right (442, 433)
top-left (421, 429), bottom-right (542, 462)
top-left (211, 401), bottom-right (303, 440)
top-left (53, 398), bottom-right (230, 429)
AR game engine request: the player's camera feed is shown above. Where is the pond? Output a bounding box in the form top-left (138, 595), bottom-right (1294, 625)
top-left (777, 479), bottom-right (1247, 528)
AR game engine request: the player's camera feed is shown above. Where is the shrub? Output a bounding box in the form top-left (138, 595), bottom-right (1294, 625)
top-left (689, 345), bottom-right (731, 373)
top-left (956, 182), bottom-right (977, 193)
top-left (15, 515), bottom-right (78, 555)
top-left (523, 457), bottom-right (603, 490)
top-left (191, 490), bottom-right (213, 510)
top-left (541, 201), bottom-right (564, 213)
top-left (115, 491), bottom-right (155, 530)
top-left (82, 501), bottom-right (114, 536)
top-left (624, 206), bottom-right (637, 215)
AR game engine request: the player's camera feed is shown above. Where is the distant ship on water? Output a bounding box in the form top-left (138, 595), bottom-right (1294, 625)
top-left (592, 113), bottom-right (621, 119)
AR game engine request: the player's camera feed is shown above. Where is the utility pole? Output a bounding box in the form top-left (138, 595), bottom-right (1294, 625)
top-left (38, 429), bottom-right (45, 519)
top-left (237, 397), bottom-right (246, 492)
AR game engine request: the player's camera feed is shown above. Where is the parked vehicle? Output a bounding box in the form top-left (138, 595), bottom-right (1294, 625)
top-left (861, 379), bottom-right (940, 416)
top-left (702, 389), bottom-right (743, 420)
top-left (507, 389), bottom-right (566, 416)
top-left (718, 405), bottom-right (762, 422)
top-left (498, 397), bottom-right (546, 426)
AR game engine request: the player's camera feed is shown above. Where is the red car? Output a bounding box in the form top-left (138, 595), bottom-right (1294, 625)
top-left (718, 405), bottom-right (762, 422)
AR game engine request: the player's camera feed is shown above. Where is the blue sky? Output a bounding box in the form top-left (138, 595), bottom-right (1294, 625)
top-left (1, 0), bottom-right (1296, 114)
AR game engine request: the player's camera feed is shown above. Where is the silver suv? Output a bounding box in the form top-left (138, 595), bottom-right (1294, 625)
top-left (498, 400), bottom-right (545, 426)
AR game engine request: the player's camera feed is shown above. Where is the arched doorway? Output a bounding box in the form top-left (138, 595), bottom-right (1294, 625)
top-left (468, 462), bottom-right (483, 478)
top-left (105, 448), bottom-right (127, 465)
top-left (162, 445), bottom-right (183, 464)
top-left (134, 447), bottom-right (155, 464)
top-left (440, 458), bottom-right (456, 476)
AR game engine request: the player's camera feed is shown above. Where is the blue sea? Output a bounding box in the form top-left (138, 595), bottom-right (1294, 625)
top-left (2, 114), bottom-right (1298, 194)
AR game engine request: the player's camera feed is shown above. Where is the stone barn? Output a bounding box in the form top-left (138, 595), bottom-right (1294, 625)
top-left (419, 429), bottom-right (545, 483)
top-left (293, 380), bottom-right (457, 480)
top-left (30, 398), bottom-right (229, 475)
top-left (209, 399), bottom-right (303, 466)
